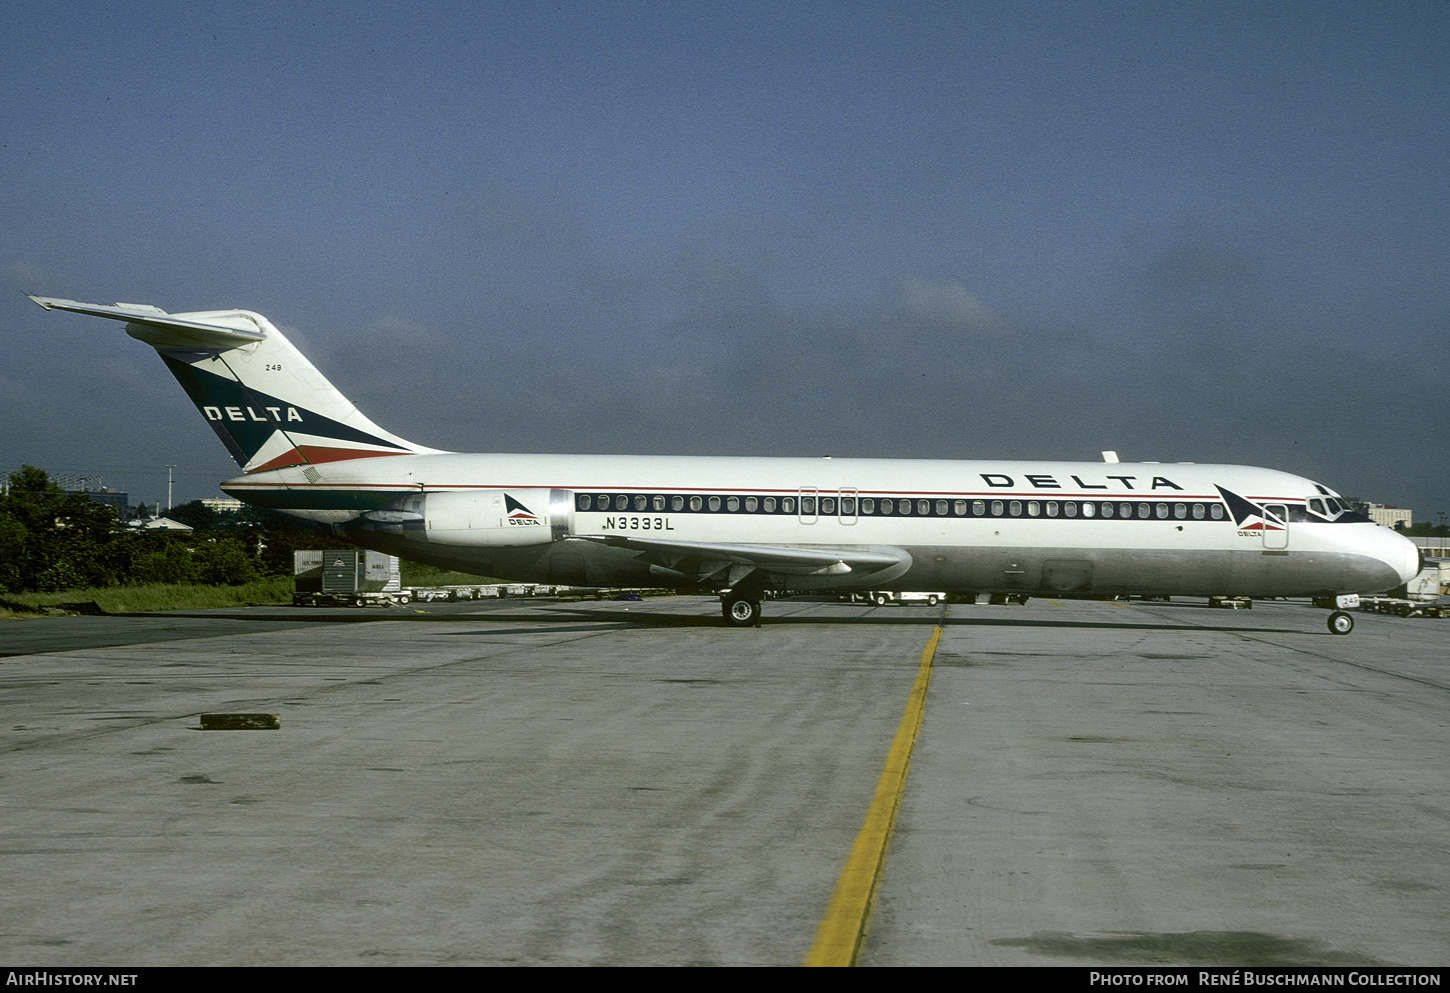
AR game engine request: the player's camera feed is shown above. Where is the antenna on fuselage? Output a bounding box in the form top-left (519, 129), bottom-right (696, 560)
top-left (1101, 451), bottom-right (1120, 463)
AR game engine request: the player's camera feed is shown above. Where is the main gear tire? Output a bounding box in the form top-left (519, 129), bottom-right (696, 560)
top-left (723, 596), bottom-right (761, 627)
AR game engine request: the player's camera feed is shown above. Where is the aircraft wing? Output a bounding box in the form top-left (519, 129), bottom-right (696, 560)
top-left (575, 533), bottom-right (910, 585)
top-left (27, 296), bottom-right (266, 348)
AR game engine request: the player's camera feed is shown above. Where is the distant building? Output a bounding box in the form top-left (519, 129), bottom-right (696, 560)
top-left (1364, 503), bottom-right (1412, 530)
top-left (1410, 536), bottom-right (1450, 560)
top-left (68, 486), bottom-right (129, 519)
top-left (128, 516), bottom-right (192, 531)
top-left (201, 497), bottom-right (243, 512)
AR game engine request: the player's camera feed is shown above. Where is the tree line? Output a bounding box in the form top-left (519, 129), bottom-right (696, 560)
top-left (0, 465), bottom-right (351, 593)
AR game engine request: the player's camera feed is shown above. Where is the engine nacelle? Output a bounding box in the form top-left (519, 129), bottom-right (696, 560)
top-left (411, 488), bottom-right (571, 547)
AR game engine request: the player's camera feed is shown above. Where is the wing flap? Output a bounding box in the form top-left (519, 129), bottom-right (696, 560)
top-left (576, 534), bottom-right (910, 580)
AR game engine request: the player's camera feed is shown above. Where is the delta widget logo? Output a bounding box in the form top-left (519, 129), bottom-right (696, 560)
top-left (505, 494), bottom-right (543, 526)
top-left (1215, 485), bottom-right (1285, 537)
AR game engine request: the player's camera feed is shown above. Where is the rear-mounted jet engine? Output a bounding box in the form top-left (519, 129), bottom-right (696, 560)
top-left (362, 488), bottom-right (571, 547)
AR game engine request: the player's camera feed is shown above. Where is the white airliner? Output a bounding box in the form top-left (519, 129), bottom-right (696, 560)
top-left (29, 295), bottom-right (1421, 633)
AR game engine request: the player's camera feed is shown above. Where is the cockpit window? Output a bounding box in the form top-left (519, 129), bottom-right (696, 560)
top-left (1309, 496), bottom-right (1353, 519)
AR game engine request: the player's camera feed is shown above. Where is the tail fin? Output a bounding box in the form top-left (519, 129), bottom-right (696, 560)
top-left (28, 296), bottom-right (442, 473)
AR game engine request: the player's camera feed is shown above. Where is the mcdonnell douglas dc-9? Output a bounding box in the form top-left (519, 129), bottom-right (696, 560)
top-left (30, 295), bottom-right (1421, 633)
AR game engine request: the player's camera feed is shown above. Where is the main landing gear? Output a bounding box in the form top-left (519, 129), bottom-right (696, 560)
top-left (1327, 610), bottom-right (1355, 635)
top-left (722, 595), bottom-right (762, 627)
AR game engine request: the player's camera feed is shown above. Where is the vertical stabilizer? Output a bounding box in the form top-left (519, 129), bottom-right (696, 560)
top-left (27, 296), bottom-right (443, 472)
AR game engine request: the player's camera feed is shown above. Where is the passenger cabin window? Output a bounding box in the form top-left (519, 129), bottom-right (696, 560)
top-left (567, 492), bottom-right (1269, 524)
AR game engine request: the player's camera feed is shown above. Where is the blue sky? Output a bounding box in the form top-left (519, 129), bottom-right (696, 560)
top-left (2, 1), bottom-right (1446, 519)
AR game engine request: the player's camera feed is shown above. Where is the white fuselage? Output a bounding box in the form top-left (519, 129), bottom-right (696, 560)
top-left (223, 452), bottom-right (1420, 598)
top-left (29, 296), bottom-right (1418, 610)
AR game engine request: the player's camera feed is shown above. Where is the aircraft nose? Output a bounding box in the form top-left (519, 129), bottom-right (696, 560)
top-left (1386, 529), bottom-right (1422, 587)
top-left (1345, 526), bottom-right (1422, 594)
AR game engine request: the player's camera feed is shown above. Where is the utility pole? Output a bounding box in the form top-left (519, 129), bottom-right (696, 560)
top-left (166, 465), bottom-right (176, 513)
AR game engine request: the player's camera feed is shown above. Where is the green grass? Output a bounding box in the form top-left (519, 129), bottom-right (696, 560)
top-left (402, 571), bottom-right (505, 587)
top-left (398, 562), bottom-right (501, 587)
top-left (0, 577), bottom-right (296, 616)
top-left (0, 560), bottom-right (504, 619)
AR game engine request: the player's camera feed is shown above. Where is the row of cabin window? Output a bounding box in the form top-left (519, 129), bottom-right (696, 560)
top-left (577, 492), bottom-right (1228, 521)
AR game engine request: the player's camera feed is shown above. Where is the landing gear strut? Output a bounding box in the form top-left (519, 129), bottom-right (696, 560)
top-left (1327, 610), bottom-right (1355, 635)
top-left (722, 595), bottom-right (762, 627)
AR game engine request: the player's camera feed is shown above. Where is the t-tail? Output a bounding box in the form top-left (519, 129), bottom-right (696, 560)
top-left (27, 296), bottom-right (442, 473)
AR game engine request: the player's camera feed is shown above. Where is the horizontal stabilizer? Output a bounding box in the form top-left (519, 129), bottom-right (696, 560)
top-left (26, 295), bottom-right (266, 349)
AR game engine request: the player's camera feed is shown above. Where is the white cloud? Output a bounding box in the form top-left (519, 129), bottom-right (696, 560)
top-left (898, 278), bottom-right (998, 328)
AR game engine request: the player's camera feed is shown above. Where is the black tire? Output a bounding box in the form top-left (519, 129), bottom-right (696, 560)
top-left (723, 596), bottom-right (761, 627)
top-left (1328, 611), bottom-right (1354, 635)
top-left (927, 595), bottom-right (940, 606)
top-left (872, 593), bottom-right (889, 606)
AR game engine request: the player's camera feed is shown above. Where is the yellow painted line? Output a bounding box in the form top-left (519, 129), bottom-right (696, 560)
top-left (804, 624), bottom-right (943, 967)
